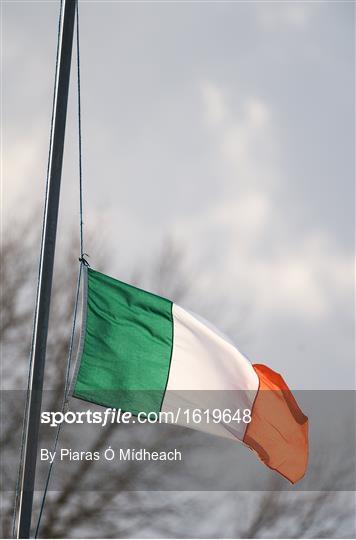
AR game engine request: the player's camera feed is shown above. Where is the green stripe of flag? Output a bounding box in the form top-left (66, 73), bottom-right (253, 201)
top-left (73, 268), bottom-right (174, 414)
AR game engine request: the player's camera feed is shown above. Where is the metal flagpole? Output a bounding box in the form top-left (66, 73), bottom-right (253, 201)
top-left (17, 1), bottom-right (77, 537)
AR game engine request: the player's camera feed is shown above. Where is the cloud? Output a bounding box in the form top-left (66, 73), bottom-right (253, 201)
top-left (212, 190), bottom-right (271, 245)
top-left (232, 231), bottom-right (352, 322)
top-left (221, 97), bottom-right (271, 174)
top-left (175, 194), bottom-right (352, 323)
top-left (187, 81), bottom-right (354, 323)
top-left (200, 82), bottom-right (278, 198)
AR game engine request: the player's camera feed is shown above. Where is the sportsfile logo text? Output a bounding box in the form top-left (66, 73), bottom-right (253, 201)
top-left (41, 407), bottom-right (252, 427)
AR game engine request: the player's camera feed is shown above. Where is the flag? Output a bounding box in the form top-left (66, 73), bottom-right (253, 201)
top-left (72, 267), bottom-right (308, 483)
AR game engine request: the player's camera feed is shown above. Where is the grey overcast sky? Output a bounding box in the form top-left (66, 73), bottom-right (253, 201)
top-left (3, 1), bottom-right (355, 390)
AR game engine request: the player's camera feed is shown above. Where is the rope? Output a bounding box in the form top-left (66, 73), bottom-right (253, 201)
top-left (34, 264), bottom-right (83, 539)
top-left (11, 2), bottom-right (63, 537)
top-left (33, 1), bottom-right (85, 536)
top-left (76, 0), bottom-right (84, 259)
top-left (36, 1), bottom-right (85, 537)
top-left (76, 0), bottom-right (89, 274)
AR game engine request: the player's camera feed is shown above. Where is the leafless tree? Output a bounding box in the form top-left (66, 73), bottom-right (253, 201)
top-left (1, 220), bottom-right (198, 539)
top-left (1, 218), bottom-right (355, 539)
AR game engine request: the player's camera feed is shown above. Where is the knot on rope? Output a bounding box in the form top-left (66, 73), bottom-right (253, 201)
top-left (79, 254), bottom-right (90, 267)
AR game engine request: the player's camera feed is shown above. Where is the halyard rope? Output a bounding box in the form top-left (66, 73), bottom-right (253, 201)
top-left (34, 2), bottom-right (85, 536)
top-left (12, 0), bottom-right (85, 536)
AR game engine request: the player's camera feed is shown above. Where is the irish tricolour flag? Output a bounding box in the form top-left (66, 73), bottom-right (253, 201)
top-left (72, 268), bottom-right (308, 484)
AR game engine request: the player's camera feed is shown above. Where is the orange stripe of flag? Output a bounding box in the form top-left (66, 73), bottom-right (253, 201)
top-left (243, 364), bottom-right (309, 484)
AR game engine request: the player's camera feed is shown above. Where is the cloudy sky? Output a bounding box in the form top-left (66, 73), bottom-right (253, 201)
top-left (3, 1), bottom-right (354, 390)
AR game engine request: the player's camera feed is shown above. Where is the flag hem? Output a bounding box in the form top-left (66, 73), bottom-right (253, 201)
top-left (159, 301), bottom-right (174, 411)
top-left (68, 265), bottom-right (89, 397)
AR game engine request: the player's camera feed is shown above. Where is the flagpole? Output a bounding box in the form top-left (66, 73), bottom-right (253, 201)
top-left (17, 1), bottom-right (77, 537)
